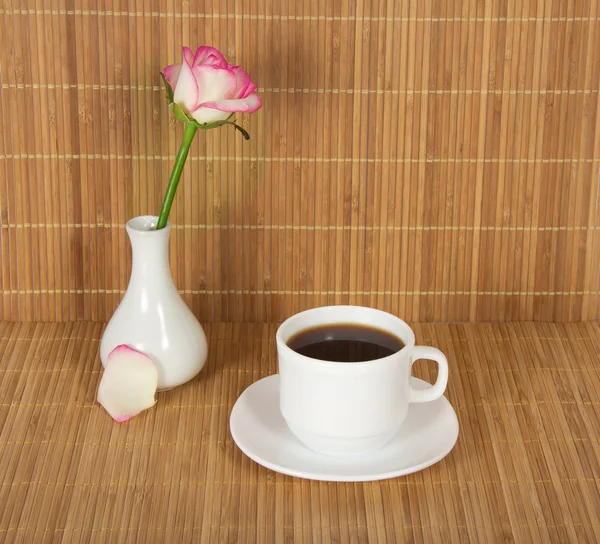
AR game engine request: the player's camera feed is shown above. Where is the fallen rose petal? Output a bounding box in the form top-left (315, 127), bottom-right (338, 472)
top-left (97, 345), bottom-right (158, 423)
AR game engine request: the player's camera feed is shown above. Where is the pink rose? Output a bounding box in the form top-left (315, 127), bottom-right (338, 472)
top-left (163, 46), bottom-right (262, 125)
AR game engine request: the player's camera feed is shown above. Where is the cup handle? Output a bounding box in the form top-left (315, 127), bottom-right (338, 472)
top-left (408, 346), bottom-right (449, 403)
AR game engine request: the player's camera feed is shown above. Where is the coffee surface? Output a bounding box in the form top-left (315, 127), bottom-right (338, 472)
top-left (287, 324), bottom-right (404, 362)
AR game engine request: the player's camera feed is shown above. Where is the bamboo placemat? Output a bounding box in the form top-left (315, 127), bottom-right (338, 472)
top-left (1, 3), bottom-right (600, 323)
top-left (0, 321), bottom-right (599, 542)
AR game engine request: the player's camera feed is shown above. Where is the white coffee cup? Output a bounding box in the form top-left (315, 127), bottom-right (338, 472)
top-left (276, 306), bottom-right (449, 456)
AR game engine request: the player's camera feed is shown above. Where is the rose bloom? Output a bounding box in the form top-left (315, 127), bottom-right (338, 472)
top-left (164, 46), bottom-right (261, 124)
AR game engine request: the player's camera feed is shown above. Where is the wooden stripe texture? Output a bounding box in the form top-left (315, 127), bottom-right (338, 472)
top-left (0, 322), bottom-right (599, 541)
top-left (1, 1), bottom-right (600, 322)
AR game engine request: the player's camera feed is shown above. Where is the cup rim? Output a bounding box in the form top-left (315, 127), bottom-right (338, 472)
top-left (275, 305), bottom-right (415, 367)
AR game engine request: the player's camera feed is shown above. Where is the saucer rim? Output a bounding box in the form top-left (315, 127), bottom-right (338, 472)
top-left (230, 374), bottom-right (460, 482)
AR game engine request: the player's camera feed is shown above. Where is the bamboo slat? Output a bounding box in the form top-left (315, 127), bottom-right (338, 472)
top-left (0, 321), bottom-right (599, 541)
top-left (1, 2), bottom-right (600, 322)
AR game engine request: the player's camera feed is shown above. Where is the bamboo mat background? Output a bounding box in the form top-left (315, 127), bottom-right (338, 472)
top-left (0, 321), bottom-right (598, 542)
top-left (1, 1), bottom-right (600, 323)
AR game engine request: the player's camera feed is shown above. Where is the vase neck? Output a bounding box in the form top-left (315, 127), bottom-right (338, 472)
top-left (126, 216), bottom-right (174, 284)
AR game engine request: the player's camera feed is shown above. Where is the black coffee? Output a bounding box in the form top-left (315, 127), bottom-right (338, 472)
top-left (287, 324), bottom-right (404, 362)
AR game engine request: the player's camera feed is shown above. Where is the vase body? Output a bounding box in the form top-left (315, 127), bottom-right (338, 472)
top-left (100, 216), bottom-right (208, 391)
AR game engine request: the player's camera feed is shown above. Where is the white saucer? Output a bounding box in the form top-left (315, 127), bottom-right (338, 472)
top-left (230, 374), bottom-right (459, 482)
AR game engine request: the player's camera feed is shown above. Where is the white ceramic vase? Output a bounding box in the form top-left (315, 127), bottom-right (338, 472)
top-left (100, 215), bottom-right (208, 391)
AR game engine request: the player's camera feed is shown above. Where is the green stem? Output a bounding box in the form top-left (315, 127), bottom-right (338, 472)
top-left (156, 122), bottom-right (198, 229)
